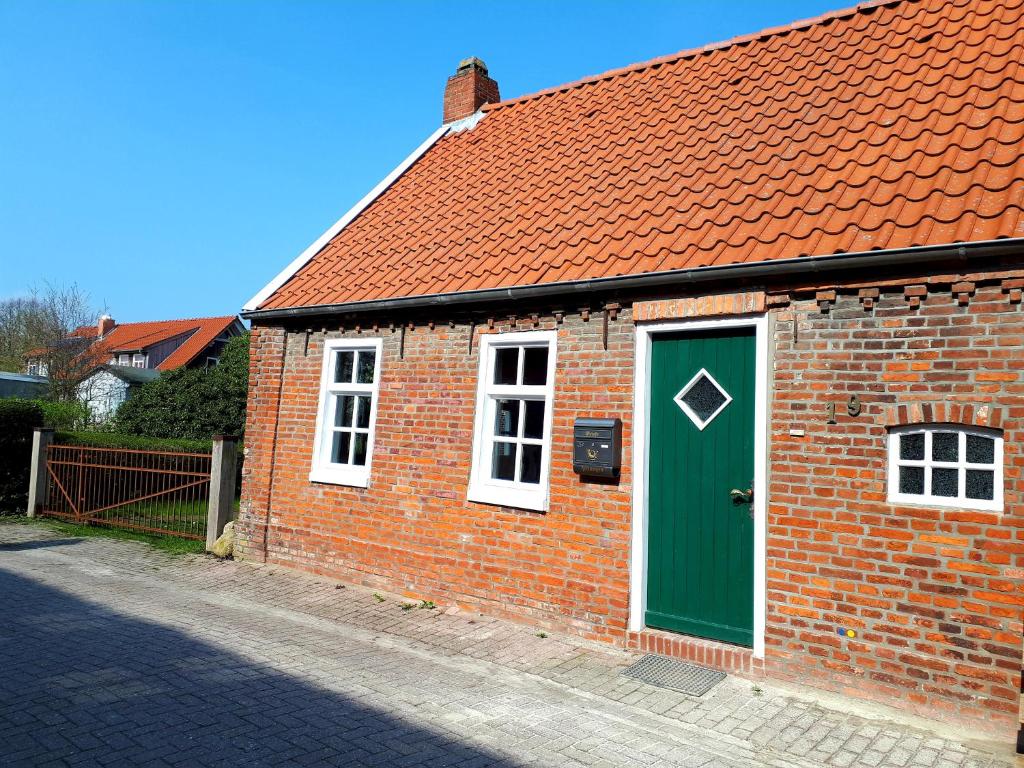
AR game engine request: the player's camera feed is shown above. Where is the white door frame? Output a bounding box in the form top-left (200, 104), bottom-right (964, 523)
top-left (629, 314), bottom-right (769, 658)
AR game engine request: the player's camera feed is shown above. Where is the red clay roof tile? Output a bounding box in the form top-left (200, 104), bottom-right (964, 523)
top-left (259, 0), bottom-right (1024, 311)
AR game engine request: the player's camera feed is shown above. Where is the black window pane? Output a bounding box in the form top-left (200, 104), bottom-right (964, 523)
top-left (899, 466), bottom-right (924, 495)
top-left (335, 395), bottom-right (354, 427)
top-left (965, 469), bottom-right (994, 500)
top-left (932, 432), bottom-right (958, 462)
top-left (491, 442), bottom-right (516, 481)
top-left (494, 399), bottom-right (519, 437)
top-left (356, 350), bottom-right (376, 384)
top-left (334, 351), bottom-right (354, 383)
top-left (331, 432), bottom-right (351, 464)
top-left (932, 467), bottom-right (958, 497)
top-left (520, 444), bottom-right (542, 484)
top-left (493, 348), bottom-right (518, 385)
top-left (899, 433), bottom-right (924, 461)
top-left (356, 396), bottom-right (371, 429)
top-left (524, 400), bottom-right (545, 439)
top-left (352, 433), bottom-right (368, 466)
top-left (681, 374), bottom-right (728, 423)
top-left (523, 346), bottom-right (549, 386)
top-left (966, 434), bottom-right (994, 464)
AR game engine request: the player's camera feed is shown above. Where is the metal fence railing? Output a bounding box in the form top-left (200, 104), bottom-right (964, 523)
top-left (40, 443), bottom-right (212, 541)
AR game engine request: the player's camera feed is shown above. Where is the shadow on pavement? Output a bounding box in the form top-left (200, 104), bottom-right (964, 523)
top-left (0, 568), bottom-right (520, 767)
top-left (0, 538), bottom-right (83, 551)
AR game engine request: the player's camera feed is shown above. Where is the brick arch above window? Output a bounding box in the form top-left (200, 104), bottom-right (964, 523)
top-left (881, 401), bottom-right (1003, 430)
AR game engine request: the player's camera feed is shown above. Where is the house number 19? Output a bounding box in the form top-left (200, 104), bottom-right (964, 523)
top-left (827, 396), bottom-right (861, 424)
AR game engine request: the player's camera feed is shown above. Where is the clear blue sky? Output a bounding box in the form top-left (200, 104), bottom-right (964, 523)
top-left (0, 0), bottom-right (842, 323)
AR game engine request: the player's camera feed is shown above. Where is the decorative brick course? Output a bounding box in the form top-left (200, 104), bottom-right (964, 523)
top-left (633, 292), bottom-right (764, 322)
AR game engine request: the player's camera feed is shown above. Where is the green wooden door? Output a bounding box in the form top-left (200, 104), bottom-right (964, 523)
top-left (646, 328), bottom-right (755, 647)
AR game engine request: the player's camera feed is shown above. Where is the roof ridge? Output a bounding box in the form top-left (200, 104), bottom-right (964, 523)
top-left (113, 315), bottom-right (236, 326)
top-left (482, 0), bottom-right (902, 113)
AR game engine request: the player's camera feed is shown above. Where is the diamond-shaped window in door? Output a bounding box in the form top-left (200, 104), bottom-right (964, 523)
top-left (674, 368), bottom-right (732, 431)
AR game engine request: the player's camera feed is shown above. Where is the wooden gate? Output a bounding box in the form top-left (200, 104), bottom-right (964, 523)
top-left (40, 444), bottom-right (212, 540)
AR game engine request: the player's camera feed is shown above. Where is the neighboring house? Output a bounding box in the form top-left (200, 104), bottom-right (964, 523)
top-left (27, 314), bottom-right (244, 422)
top-left (0, 372), bottom-right (48, 399)
top-left (237, 0), bottom-right (1024, 736)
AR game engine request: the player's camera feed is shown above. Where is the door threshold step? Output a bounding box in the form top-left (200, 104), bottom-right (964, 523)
top-left (622, 654), bottom-right (726, 696)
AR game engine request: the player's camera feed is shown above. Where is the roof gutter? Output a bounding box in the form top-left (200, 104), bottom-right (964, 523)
top-left (241, 237), bottom-right (1024, 322)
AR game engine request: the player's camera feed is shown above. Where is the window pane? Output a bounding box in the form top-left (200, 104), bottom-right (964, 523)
top-left (966, 434), bottom-right (994, 464)
top-left (494, 399), bottom-right (520, 437)
top-left (931, 467), bottom-right (958, 497)
top-left (356, 350), bottom-right (376, 384)
top-left (523, 400), bottom-right (545, 439)
top-left (523, 346), bottom-right (549, 385)
top-left (932, 432), bottom-right (958, 462)
top-left (353, 433), bottom-right (368, 466)
top-left (334, 351), bottom-right (354, 383)
top-left (899, 466), bottom-right (924, 495)
top-left (899, 433), bottom-right (924, 461)
top-left (520, 444), bottom-right (542, 484)
top-left (681, 374), bottom-right (729, 424)
top-left (491, 442), bottom-right (516, 481)
top-left (334, 395), bottom-right (354, 427)
top-left (331, 432), bottom-right (351, 464)
top-left (356, 396), bottom-right (371, 429)
top-left (493, 347), bottom-right (518, 385)
top-left (966, 469), bottom-right (994, 500)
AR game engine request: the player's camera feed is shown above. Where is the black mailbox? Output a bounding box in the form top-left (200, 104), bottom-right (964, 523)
top-left (573, 418), bottom-right (622, 478)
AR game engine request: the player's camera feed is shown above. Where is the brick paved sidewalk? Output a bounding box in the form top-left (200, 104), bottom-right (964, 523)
top-left (0, 520), bottom-right (1014, 768)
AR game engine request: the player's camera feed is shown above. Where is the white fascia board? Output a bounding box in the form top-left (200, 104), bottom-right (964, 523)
top-left (243, 123), bottom-right (452, 312)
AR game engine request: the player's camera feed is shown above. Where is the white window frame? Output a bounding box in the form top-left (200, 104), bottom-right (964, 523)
top-left (468, 330), bottom-right (557, 512)
top-left (309, 337), bottom-right (383, 488)
top-left (118, 354), bottom-right (130, 365)
top-left (132, 354), bottom-right (146, 368)
top-left (887, 424), bottom-right (1003, 512)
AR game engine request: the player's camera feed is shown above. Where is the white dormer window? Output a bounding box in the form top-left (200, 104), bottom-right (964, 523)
top-left (132, 354), bottom-right (146, 368)
top-left (119, 354), bottom-right (130, 365)
top-left (887, 425), bottom-right (1003, 511)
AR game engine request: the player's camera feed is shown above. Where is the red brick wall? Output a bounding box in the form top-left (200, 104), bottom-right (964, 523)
top-left (239, 275), bottom-right (1023, 732)
top-left (768, 280), bottom-right (1023, 729)
top-left (238, 314), bottom-right (635, 641)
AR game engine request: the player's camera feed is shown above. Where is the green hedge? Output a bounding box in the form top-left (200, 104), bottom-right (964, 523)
top-left (55, 431), bottom-right (213, 454)
top-left (0, 399), bottom-right (44, 513)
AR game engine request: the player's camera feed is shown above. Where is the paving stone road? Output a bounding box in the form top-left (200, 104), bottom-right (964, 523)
top-left (0, 521), bottom-right (1014, 768)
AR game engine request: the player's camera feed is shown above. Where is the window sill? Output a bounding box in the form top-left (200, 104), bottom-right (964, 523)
top-left (887, 493), bottom-right (1002, 513)
top-left (467, 482), bottom-right (548, 512)
top-left (309, 466), bottom-right (370, 488)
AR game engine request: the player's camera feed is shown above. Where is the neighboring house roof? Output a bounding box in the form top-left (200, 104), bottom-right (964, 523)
top-left (92, 316), bottom-right (239, 371)
top-left (93, 365), bottom-right (162, 384)
top-left (254, 0), bottom-right (1024, 313)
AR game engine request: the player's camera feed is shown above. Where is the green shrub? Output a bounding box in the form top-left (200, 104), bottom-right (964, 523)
top-left (55, 431), bottom-right (212, 454)
top-left (32, 398), bottom-right (91, 431)
top-left (0, 399), bottom-right (44, 513)
top-left (113, 332), bottom-right (249, 441)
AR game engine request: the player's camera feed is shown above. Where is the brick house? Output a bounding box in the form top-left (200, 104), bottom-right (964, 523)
top-left (238, 0), bottom-right (1024, 735)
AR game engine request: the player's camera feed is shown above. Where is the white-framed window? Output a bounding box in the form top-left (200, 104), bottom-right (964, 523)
top-left (118, 354), bottom-right (130, 365)
top-left (887, 424), bottom-right (1003, 511)
top-left (206, 357), bottom-right (219, 367)
top-left (26, 361), bottom-right (40, 376)
top-left (468, 330), bottom-right (557, 512)
top-left (310, 337), bottom-right (383, 487)
top-left (132, 354), bottom-right (146, 368)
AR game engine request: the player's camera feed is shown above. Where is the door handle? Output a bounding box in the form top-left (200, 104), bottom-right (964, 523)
top-left (729, 488), bottom-right (753, 504)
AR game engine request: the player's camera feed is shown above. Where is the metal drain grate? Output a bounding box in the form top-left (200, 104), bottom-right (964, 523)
top-left (621, 654), bottom-right (726, 696)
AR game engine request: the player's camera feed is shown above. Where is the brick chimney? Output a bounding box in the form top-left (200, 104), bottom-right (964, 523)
top-left (443, 57), bottom-right (500, 124)
top-left (98, 315), bottom-right (115, 337)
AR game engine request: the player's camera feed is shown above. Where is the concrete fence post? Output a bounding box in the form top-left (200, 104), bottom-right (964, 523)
top-left (26, 428), bottom-right (54, 518)
top-left (206, 435), bottom-right (239, 550)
